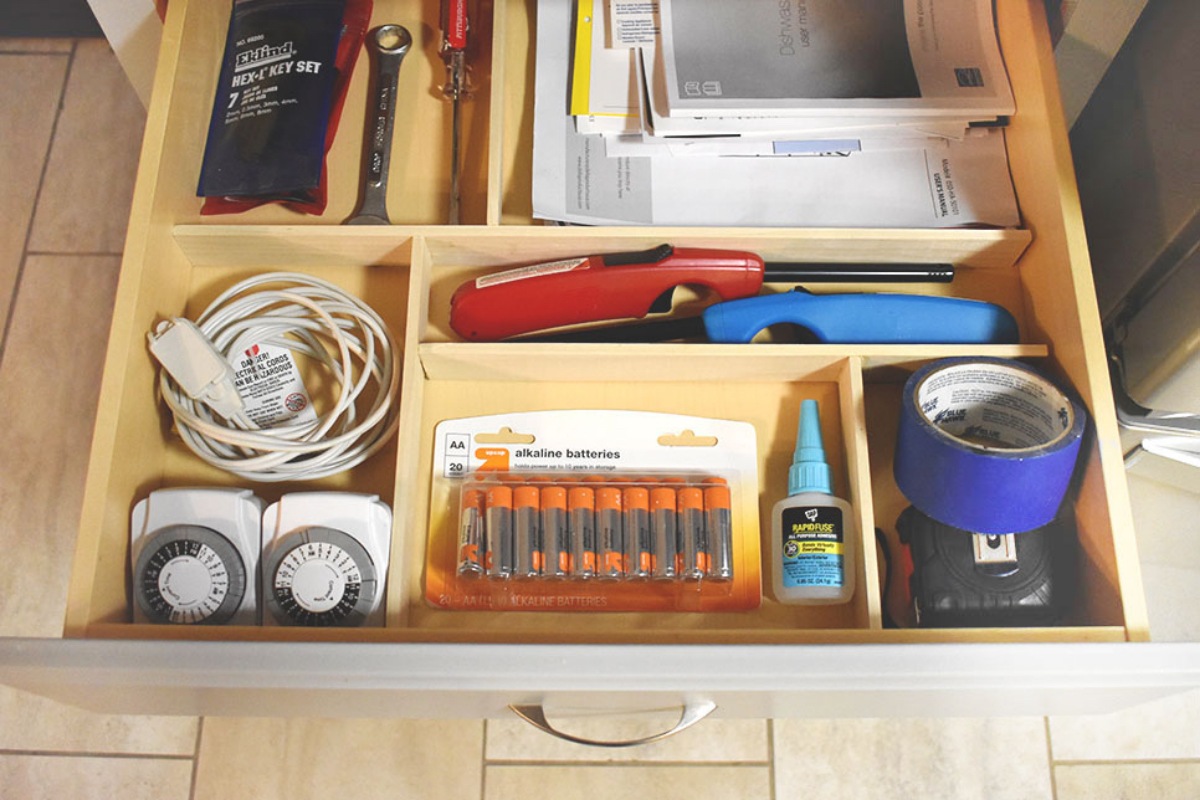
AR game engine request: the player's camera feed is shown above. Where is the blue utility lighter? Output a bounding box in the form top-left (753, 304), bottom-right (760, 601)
top-left (528, 291), bottom-right (1019, 345)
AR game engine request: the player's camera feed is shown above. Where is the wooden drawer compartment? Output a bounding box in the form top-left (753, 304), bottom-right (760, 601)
top-left (69, 231), bottom-right (1132, 647)
top-left (63, 0), bottom-right (1150, 653)
top-left (64, 244), bottom-right (413, 637)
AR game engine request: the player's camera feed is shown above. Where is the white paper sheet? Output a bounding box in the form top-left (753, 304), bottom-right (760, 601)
top-left (571, 0), bottom-right (640, 125)
top-left (608, 0), bottom-right (661, 47)
top-left (656, 0), bottom-right (1015, 118)
top-left (602, 134), bottom-right (863, 158)
top-left (535, 0), bottom-right (1019, 228)
top-left (638, 46), bottom-right (986, 138)
top-left (575, 115), bottom-right (638, 135)
top-left (603, 130), bottom-right (983, 158)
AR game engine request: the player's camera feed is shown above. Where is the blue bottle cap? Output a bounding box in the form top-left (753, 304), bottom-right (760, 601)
top-left (788, 399), bottom-right (832, 496)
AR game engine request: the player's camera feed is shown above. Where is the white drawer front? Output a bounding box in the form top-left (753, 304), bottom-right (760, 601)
top-left (1, 639), bottom-right (1197, 719)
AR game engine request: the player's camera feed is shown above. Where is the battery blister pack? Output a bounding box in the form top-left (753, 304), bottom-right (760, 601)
top-left (426, 411), bottom-right (762, 612)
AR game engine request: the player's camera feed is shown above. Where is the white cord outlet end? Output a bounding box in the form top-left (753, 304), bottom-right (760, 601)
top-left (148, 318), bottom-right (245, 419)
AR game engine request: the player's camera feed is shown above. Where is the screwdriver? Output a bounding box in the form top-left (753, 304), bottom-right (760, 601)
top-left (449, 244), bottom-right (953, 341)
top-left (441, 0), bottom-right (469, 224)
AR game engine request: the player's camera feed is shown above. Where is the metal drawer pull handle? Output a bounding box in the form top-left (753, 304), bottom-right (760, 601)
top-left (507, 701), bottom-right (717, 747)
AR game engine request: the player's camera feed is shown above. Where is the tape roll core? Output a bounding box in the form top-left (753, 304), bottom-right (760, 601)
top-left (895, 359), bottom-right (1087, 534)
top-left (914, 362), bottom-right (1076, 453)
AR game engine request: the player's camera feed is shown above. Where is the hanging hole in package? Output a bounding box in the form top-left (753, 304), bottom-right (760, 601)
top-left (427, 411), bottom-right (762, 612)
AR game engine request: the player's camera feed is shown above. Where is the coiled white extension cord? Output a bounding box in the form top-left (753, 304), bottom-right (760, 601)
top-left (148, 272), bottom-right (401, 482)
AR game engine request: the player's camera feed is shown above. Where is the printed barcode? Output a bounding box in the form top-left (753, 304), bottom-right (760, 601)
top-left (955, 67), bottom-right (985, 88)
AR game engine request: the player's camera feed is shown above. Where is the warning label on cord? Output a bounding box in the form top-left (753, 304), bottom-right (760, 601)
top-left (233, 343), bottom-right (318, 428)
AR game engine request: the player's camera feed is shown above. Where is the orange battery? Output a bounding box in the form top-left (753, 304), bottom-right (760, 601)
top-left (623, 486), bottom-right (652, 579)
top-left (650, 487), bottom-right (678, 580)
top-left (596, 487), bottom-right (624, 580)
top-left (514, 486), bottom-right (540, 505)
top-left (484, 485), bottom-right (513, 579)
top-left (513, 485), bottom-right (542, 578)
top-left (568, 486), bottom-right (596, 579)
top-left (540, 485), bottom-right (569, 579)
top-left (704, 480), bottom-right (734, 581)
top-left (457, 489), bottom-right (486, 577)
top-left (678, 486), bottom-right (707, 580)
top-left (486, 485), bottom-right (513, 506)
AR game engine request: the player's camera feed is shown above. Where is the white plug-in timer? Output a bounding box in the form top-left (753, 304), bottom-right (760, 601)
top-left (261, 493), bottom-right (392, 627)
top-left (130, 488), bottom-right (263, 625)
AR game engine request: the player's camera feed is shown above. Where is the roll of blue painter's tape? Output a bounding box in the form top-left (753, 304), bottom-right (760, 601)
top-left (894, 358), bottom-right (1088, 534)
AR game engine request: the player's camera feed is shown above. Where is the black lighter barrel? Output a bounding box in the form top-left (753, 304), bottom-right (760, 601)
top-left (762, 263), bottom-right (954, 283)
top-left (519, 316), bottom-right (705, 343)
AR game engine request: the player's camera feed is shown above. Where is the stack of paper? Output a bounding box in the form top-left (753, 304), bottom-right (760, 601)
top-left (533, 0), bottom-right (1022, 228)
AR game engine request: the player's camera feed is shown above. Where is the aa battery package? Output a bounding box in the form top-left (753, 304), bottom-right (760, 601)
top-left (197, 0), bottom-right (371, 215)
top-left (426, 411), bottom-right (762, 612)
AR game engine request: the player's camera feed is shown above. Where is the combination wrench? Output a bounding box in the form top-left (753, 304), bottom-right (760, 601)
top-left (347, 25), bottom-right (412, 225)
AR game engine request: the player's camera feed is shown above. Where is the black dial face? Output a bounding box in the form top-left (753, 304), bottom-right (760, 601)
top-left (266, 527), bottom-right (376, 627)
top-left (134, 525), bottom-right (246, 625)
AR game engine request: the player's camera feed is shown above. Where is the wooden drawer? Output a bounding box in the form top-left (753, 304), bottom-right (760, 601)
top-left (2, 0), bottom-right (1196, 720)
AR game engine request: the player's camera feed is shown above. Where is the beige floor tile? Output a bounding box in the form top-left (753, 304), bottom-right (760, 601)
top-left (29, 39), bottom-right (145, 255)
top-left (0, 685), bottom-right (197, 755)
top-left (0, 754), bottom-right (193, 800)
top-left (1055, 762), bottom-right (1200, 800)
top-left (0, 255), bottom-right (119, 638)
top-left (0, 54), bottom-right (67, 334)
top-left (1141, 563), bottom-right (1200, 643)
top-left (194, 718), bottom-right (483, 800)
top-left (1128, 474), bottom-right (1200, 641)
top-left (485, 765), bottom-right (770, 800)
top-left (773, 717), bottom-right (1052, 800)
top-left (487, 713), bottom-right (767, 762)
top-left (0, 39), bottom-right (74, 53)
top-left (1049, 689), bottom-right (1200, 761)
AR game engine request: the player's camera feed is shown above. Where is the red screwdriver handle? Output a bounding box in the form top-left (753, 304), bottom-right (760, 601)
top-left (449, 246), bottom-right (765, 341)
top-left (442, 0), bottom-right (468, 51)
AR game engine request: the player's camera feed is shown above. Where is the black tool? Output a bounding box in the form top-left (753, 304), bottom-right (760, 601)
top-left (898, 506), bottom-right (1071, 628)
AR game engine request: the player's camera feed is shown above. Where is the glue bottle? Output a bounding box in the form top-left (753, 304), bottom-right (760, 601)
top-left (771, 400), bottom-right (856, 604)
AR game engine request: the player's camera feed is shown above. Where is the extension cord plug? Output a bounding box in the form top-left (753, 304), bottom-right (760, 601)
top-left (148, 318), bottom-right (245, 419)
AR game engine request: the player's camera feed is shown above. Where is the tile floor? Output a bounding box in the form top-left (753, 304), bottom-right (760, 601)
top-left (0, 38), bottom-right (1198, 800)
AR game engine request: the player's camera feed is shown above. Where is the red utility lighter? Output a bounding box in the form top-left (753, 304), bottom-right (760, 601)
top-left (450, 245), bottom-right (763, 341)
